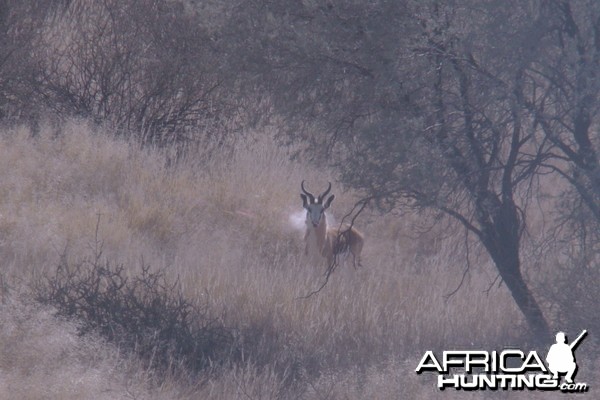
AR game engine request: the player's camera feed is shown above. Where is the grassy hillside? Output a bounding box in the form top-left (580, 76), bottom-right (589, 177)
top-left (0, 121), bottom-right (597, 399)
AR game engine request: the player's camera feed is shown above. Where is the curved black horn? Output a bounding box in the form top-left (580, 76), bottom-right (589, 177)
top-left (318, 182), bottom-right (332, 203)
top-left (301, 180), bottom-right (315, 203)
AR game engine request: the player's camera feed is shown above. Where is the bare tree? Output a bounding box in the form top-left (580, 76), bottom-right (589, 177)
top-left (518, 0), bottom-right (600, 335)
top-left (348, 1), bottom-right (556, 340)
top-left (226, 0), bottom-right (600, 341)
top-left (13, 0), bottom-right (236, 149)
top-left (524, 1), bottom-right (600, 246)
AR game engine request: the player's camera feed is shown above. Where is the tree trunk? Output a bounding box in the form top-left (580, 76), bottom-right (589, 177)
top-left (479, 200), bottom-right (551, 343)
top-left (488, 244), bottom-right (551, 343)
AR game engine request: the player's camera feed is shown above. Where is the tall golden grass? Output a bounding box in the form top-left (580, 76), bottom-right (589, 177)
top-left (0, 120), bottom-right (596, 399)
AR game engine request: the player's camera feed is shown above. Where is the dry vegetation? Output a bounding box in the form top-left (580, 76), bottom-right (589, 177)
top-left (0, 121), bottom-right (597, 399)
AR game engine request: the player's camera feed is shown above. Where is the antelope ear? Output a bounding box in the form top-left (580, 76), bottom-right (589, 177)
top-left (323, 194), bottom-right (335, 209)
top-left (300, 193), bottom-right (309, 209)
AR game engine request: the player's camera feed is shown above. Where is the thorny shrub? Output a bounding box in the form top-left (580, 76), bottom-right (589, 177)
top-left (34, 256), bottom-right (236, 377)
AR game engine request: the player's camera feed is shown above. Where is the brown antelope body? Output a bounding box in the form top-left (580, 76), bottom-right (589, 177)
top-left (300, 181), bottom-right (364, 268)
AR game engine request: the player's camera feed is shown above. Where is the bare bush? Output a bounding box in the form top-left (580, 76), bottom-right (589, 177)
top-left (34, 255), bottom-right (236, 377)
top-left (0, 0), bottom-right (241, 152)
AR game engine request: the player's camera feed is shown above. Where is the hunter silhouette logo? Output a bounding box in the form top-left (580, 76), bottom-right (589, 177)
top-left (415, 330), bottom-right (589, 392)
top-left (546, 330), bottom-right (587, 384)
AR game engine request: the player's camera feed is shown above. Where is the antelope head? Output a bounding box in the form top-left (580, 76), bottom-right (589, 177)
top-left (300, 181), bottom-right (334, 228)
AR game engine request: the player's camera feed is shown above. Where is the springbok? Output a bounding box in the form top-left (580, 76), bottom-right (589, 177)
top-left (300, 181), bottom-right (364, 268)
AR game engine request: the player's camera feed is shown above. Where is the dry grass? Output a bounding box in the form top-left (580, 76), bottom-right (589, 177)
top-left (0, 295), bottom-right (189, 400)
top-left (0, 120), bottom-right (597, 398)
